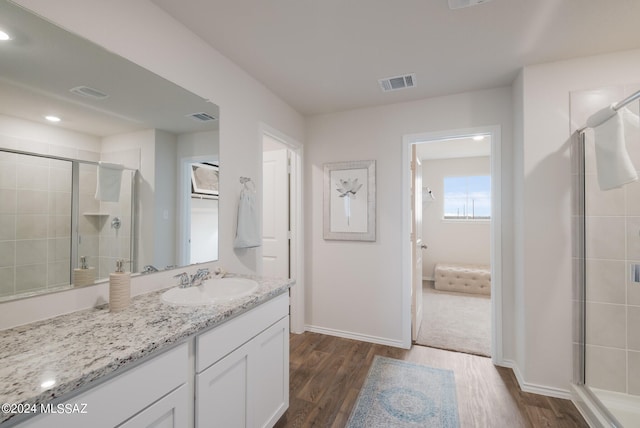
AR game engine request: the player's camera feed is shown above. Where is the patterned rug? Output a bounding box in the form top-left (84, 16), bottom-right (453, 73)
top-left (346, 356), bottom-right (460, 428)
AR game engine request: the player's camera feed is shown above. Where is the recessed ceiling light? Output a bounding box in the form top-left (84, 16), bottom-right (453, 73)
top-left (45, 115), bottom-right (61, 123)
top-left (472, 135), bottom-right (485, 141)
top-left (0, 30), bottom-right (10, 41)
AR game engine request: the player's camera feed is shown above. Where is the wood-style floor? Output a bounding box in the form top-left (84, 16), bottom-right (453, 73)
top-left (275, 332), bottom-right (588, 428)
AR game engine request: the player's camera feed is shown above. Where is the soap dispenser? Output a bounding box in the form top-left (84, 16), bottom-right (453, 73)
top-left (109, 259), bottom-right (131, 312)
top-left (73, 256), bottom-right (95, 287)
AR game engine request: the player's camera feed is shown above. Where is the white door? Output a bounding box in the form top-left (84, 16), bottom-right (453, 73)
top-left (411, 146), bottom-right (424, 341)
top-left (262, 147), bottom-right (289, 278)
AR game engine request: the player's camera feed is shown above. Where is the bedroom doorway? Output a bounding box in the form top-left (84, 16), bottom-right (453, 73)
top-left (402, 126), bottom-right (502, 363)
top-left (260, 124), bottom-right (305, 334)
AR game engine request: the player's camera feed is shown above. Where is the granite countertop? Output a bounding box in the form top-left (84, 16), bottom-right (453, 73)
top-left (0, 274), bottom-right (293, 425)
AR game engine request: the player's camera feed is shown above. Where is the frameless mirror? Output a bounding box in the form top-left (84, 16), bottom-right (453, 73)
top-left (0, 1), bottom-right (219, 301)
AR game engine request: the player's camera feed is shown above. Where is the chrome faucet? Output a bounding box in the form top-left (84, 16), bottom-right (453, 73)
top-left (174, 268), bottom-right (210, 288)
top-left (174, 272), bottom-right (190, 288)
top-left (190, 268), bottom-right (210, 287)
top-left (142, 265), bottom-right (159, 274)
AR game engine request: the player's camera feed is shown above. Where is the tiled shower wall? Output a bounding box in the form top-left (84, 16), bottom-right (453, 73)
top-left (572, 84), bottom-right (640, 396)
top-left (1, 120), bottom-right (138, 298)
top-left (0, 151), bottom-right (72, 297)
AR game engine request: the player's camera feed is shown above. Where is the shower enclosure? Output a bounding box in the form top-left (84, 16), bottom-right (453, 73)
top-left (572, 86), bottom-right (640, 427)
top-left (0, 149), bottom-right (136, 300)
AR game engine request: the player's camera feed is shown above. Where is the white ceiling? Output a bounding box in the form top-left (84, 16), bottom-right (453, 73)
top-left (152, 0), bottom-right (640, 116)
top-left (0, 1), bottom-right (219, 137)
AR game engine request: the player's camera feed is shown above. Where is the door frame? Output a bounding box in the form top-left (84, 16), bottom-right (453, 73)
top-left (260, 123), bottom-right (305, 334)
top-left (401, 125), bottom-right (502, 364)
top-left (178, 154), bottom-right (219, 267)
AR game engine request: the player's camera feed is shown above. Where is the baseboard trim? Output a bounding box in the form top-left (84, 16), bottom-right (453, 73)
top-left (422, 276), bottom-right (434, 282)
top-left (500, 359), bottom-right (572, 400)
top-left (305, 325), bottom-right (406, 349)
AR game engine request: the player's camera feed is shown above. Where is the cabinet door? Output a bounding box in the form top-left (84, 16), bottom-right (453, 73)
top-left (253, 317), bottom-right (289, 428)
top-left (18, 343), bottom-right (188, 428)
top-left (118, 385), bottom-right (188, 428)
top-left (196, 340), bottom-right (251, 428)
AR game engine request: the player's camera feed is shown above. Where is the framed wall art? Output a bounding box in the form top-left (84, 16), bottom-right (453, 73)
top-left (323, 160), bottom-right (376, 241)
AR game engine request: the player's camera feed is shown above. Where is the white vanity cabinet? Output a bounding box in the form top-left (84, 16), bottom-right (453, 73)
top-left (195, 293), bottom-right (289, 428)
top-left (11, 292), bottom-right (290, 428)
top-left (19, 342), bottom-right (189, 428)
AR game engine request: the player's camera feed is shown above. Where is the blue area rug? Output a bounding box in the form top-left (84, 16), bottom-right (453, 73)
top-left (346, 356), bottom-right (460, 428)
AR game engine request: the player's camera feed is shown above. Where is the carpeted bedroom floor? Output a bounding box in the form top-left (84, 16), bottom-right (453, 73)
top-left (416, 282), bottom-right (491, 357)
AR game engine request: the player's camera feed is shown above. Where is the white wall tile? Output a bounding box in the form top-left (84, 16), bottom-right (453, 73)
top-left (15, 215), bottom-right (47, 239)
top-left (15, 264), bottom-right (47, 292)
top-left (627, 217), bottom-right (640, 260)
top-left (586, 302), bottom-right (626, 348)
top-left (586, 217), bottom-right (625, 260)
top-left (629, 351), bottom-right (640, 396)
top-left (628, 306), bottom-right (640, 351)
top-left (0, 189), bottom-right (17, 214)
top-left (15, 239), bottom-right (47, 266)
top-left (16, 163), bottom-right (49, 191)
top-left (585, 345), bottom-right (627, 393)
top-left (0, 161), bottom-right (16, 189)
top-left (0, 215), bottom-right (15, 240)
top-left (585, 173), bottom-right (625, 216)
top-left (17, 190), bottom-right (49, 214)
top-left (629, 278), bottom-right (640, 306)
top-left (0, 241), bottom-right (15, 268)
top-left (586, 259), bottom-right (626, 304)
top-left (0, 267), bottom-right (15, 297)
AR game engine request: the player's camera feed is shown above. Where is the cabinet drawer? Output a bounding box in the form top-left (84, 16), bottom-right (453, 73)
top-left (19, 343), bottom-right (188, 428)
top-left (196, 293), bottom-right (288, 373)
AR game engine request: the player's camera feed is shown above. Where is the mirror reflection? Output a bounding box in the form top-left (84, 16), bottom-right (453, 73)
top-left (0, 2), bottom-right (220, 301)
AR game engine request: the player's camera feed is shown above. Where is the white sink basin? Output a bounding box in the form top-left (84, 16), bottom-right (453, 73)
top-left (161, 277), bottom-right (259, 306)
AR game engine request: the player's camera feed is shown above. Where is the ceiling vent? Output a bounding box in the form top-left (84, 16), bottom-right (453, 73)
top-left (378, 73), bottom-right (416, 92)
top-left (448, 0), bottom-right (493, 10)
top-left (69, 86), bottom-right (109, 100)
top-left (187, 112), bottom-right (217, 122)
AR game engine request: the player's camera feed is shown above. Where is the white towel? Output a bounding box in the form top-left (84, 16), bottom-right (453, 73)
top-left (234, 188), bottom-right (261, 249)
top-left (95, 162), bottom-right (124, 202)
top-left (586, 106), bottom-right (638, 191)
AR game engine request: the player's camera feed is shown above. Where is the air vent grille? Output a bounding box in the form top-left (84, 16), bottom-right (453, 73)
top-left (187, 112), bottom-right (217, 122)
top-left (378, 73), bottom-right (417, 92)
top-left (69, 86), bottom-right (109, 100)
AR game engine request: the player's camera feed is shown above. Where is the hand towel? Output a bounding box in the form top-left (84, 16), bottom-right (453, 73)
top-left (95, 161), bottom-right (125, 202)
top-left (234, 188), bottom-right (261, 248)
top-left (586, 106), bottom-right (638, 191)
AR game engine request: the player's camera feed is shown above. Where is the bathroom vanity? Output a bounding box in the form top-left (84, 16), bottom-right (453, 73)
top-left (0, 276), bottom-right (293, 428)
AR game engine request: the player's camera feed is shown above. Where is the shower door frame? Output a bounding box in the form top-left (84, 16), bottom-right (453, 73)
top-left (0, 147), bottom-right (137, 298)
top-left (572, 131), bottom-right (622, 428)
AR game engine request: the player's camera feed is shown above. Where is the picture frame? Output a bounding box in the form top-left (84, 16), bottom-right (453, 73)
top-left (323, 160), bottom-right (376, 241)
top-left (191, 162), bottom-right (219, 197)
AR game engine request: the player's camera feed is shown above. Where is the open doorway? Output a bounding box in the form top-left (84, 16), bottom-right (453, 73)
top-left (261, 125), bottom-right (305, 334)
top-left (402, 126), bottom-right (502, 362)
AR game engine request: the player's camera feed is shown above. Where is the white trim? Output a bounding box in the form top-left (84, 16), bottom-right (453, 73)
top-left (402, 125), bottom-right (503, 364)
top-left (501, 359), bottom-right (572, 400)
top-left (305, 325), bottom-right (406, 348)
top-left (260, 123), bottom-right (305, 334)
top-left (571, 385), bottom-right (617, 428)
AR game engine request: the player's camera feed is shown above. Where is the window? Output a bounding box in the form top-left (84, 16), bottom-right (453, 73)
top-left (443, 175), bottom-right (491, 220)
